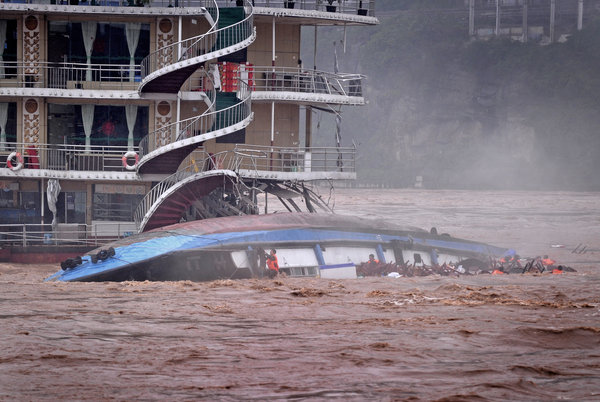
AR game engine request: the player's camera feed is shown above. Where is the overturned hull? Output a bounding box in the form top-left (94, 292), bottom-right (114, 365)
top-left (46, 213), bottom-right (511, 282)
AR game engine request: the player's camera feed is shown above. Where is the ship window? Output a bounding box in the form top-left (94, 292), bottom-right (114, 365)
top-left (48, 103), bottom-right (148, 147)
top-left (54, 191), bottom-right (86, 224)
top-left (0, 20), bottom-right (18, 78)
top-left (48, 21), bottom-right (150, 80)
top-left (92, 192), bottom-right (143, 222)
top-left (0, 102), bottom-right (17, 145)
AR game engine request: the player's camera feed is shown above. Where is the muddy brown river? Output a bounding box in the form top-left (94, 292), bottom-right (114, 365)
top-left (1, 189), bottom-right (599, 400)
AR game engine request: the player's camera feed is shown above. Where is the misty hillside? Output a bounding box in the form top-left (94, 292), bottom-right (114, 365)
top-left (304, 1), bottom-right (600, 190)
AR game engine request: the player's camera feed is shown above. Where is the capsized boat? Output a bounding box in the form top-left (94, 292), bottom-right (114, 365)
top-left (45, 213), bottom-right (512, 282)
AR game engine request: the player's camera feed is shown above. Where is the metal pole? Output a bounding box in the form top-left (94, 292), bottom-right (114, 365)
top-left (313, 25), bottom-right (317, 70)
top-left (578, 0), bottom-right (584, 31)
top-left (550, 0), bottom-right (556, 43)
top-left (495, 0), bottom-right (500, 36)
top-left (522, 1), bottom-right (528, 43)
top-left (469, 0), bottom-right (475, 37)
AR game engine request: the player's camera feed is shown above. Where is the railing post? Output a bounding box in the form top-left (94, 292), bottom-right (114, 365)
top-left (22, 225), bottom-right (26, 247)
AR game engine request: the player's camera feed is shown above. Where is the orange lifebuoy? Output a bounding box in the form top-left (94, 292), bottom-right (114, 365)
top-left (122, 151), bottom-right (139, 171)
top-left (6, 152), bottom-right (24, 171)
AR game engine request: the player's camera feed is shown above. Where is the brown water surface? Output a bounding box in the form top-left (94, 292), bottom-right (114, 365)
top-left (1, 189), bottom-right (599, 400)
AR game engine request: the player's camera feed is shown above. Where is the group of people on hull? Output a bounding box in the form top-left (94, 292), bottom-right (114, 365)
top-left (262, 250), bottom-right (574, 278)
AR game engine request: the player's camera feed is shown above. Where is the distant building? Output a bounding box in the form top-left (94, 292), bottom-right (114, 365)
top-left (467, 0), bottom-right (589, 43)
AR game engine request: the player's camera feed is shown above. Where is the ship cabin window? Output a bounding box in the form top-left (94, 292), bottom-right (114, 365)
top-left (0, 102), bottom-right (17, 147)
top-left (48, 21), bottom-right (150, 81)
top-left (0, 19), bottom-right (18, 79)
top-left (54, 191), bottom-right (87, 224)
top-left (48, 104), bottom-right (148, 148)
top-left (92, 184), bottom-right (145, 222)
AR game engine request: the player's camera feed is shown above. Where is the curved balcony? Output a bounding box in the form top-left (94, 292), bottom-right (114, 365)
top-left (249, 66), bottom-right (365, 105)
top-left (0, 142), bottom-right (139, 180)
top-left (139, 0), bottom-right (257, 93)
top-left (137, 80), bottom-right (253, 174)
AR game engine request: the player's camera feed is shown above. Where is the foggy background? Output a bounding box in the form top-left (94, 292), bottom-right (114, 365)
top-left (302, 0), bottom-right (600, 190)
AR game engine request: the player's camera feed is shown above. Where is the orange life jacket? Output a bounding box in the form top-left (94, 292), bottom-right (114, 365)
top-left (542, 258), bottom-right (555, 266)
top-left (552, 269), bottom-right (563, 274)
top-left (492, 269), bottom-right (505, 275)
top-left (266, 255), bottom-right (279, 271)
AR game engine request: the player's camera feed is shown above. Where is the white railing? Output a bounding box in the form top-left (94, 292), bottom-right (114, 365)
top-left (232, 144), bottom-right (356, 173)
top-left (140, 0), bottom-right (255, 84)
top-left (138, 80), bottom-right (252, 159)
top-left (0, 142), bottom-right (137, 172)
top-left (0, 61), bottom-right (141, 91)
top-left (242, 0), bottom-right (374, 16)
top-left (249, 66), bottom-right (363, 97)
top-left (133, 149), bottom-right (223, 226)
top-left (0, 0), bottom-right (376, 17)
top-left (0, 222), bottom-right (136, 247)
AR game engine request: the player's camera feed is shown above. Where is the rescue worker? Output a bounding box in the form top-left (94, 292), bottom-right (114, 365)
top-left (552, 265), bottom-right (564, 275)
top-left (265, 249), bottom-right (279, 278)
top-left (542, 255), bottom-right (556, 268)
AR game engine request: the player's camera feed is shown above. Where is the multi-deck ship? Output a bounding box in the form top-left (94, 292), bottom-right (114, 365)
top-left (0, 0), bottom-right (378, 262)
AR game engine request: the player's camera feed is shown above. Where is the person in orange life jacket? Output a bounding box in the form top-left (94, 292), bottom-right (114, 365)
top-left (266, 249), bottom-right (279, 272)
top-left (492, 266), bottom-right (505, 275)
top-left (552, 265), bottom-right (564, 275)
top-left (542, 255), bottom-right (555, 267)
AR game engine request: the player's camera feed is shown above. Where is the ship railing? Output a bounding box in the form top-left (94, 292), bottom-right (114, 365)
top-left (138, 79), bottom-right (251, 159)
top-left (140, 0), bottom-right (255, 83)
top-left (0, 222), bottom-right (136, 248)
top-left (249, 66), bottom-right (364, 97)
top-left (233, 0), bottom-right (375, 17)
top-left (232, 144), bottom-right (356, 174)
top-left (0, 61), bottom-right (141, 91)
top-left (0, 0), bottom-right (375, 17)
top-left (0, 142), bottom-right (138, 173)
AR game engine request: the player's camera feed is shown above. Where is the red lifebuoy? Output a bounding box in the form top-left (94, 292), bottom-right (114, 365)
top-left (122, 151), bottom-right (139, 171)
top-left (7, 152), bottom-right (24, 171)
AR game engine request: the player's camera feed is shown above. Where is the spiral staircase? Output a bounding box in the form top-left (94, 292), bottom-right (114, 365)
top-left (134, 0), bottom-right (256, 231)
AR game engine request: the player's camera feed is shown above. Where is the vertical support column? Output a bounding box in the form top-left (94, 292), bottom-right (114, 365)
top-left (469, 0), bottom-right (475, 37)
top-left (522, 0), bottom-right (528, 43)
top-left (495, 0), bottom-right (500, 36)
top-left (313, 26), bottom-right (318, 70)
top-left (305, 106), bottom-right (312, 148)
top-left (177, 16), bottom-right (182, 60)
top-left (271, 17), bottom-right (275, 153)
top-left (578, 0), bottom-right (584, 31)
top-left (550, 0), bottom-right (556, 43)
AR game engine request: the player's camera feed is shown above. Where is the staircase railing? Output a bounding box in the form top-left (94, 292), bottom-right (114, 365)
top-left (140, 0), bottom-right (256, 87)
top-left (138, 79), bottom-right (252, 160)
top-left (133, 149), bottom-right (230, 228)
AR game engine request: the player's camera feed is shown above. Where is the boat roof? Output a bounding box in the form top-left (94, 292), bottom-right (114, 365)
top-left (158, 212), bottom-right (427, 236)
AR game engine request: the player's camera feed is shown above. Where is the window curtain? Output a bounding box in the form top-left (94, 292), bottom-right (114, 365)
top-left (81, 22), bottom-right (97, 82)
top-left (81, 104), bottom-right (94, 151)
top-left (0, 103), bottom-right (7, 151)
top-left (125, 105), bottom-right (137, 150)
top-left (0, 20), bottom-right (6, 79)
top-left (126, 23), bottom-right (141, 82)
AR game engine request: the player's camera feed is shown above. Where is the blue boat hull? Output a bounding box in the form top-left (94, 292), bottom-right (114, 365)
top-left (46, 213), bottom-right (511, 282)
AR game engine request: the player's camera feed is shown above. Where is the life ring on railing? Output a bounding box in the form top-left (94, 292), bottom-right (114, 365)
top-left (122, 151), bottom-right (139, 171)
top-left (6, 152), bottom-right (24, 171)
